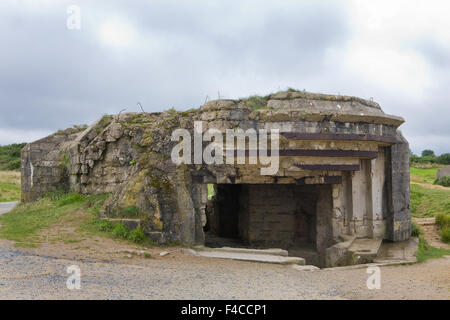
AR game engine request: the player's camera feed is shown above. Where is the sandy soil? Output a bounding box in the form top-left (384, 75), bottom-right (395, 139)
top-left (21, 209), bottom-right (188, 263)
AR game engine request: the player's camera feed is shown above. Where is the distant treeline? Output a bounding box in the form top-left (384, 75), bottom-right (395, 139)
top-left (410, 149), bottom-right (450, 165)
top-left (0, 143), bottom-right (26, 171)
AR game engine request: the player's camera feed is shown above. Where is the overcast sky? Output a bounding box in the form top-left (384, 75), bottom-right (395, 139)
top-left (0, 0), bottom-right (449, 154)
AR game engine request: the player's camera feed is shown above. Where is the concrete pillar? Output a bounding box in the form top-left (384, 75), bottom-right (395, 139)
top-left (342, 171), bottom-right (353, 235)
top-left (316, 185), bottom-right (333, 266)
top-left (370, 148), bottom-right (387, 238)
top-left (351, 160), bottom-right (373, 237)
top-left (385, 131), bottom-right (411, 241)
top-left (176, 166), bottom-right (197, 245)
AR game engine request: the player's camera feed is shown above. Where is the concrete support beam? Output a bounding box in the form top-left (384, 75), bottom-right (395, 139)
top-left (385, 131), bottom-right (411, 241)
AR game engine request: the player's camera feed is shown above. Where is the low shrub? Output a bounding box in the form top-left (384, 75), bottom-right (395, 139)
top-left (434, 176), bottom-right (450, 187)
top-left (440, 227), bottom-right (450, 243)
top-left (435, 213), bottom-right (450, 229)
top-left (127, 226), bottom-right (146, 243)
top-left (112, 223), bottom-right (130, 239)
top-left (411, 222), bottom-right (421, 237)
top-left (96, 219), bottom-right (113, 232)
top-left (109, 223), bottom-right (146, 244)
top-left (56, 193), bottom-right (84, 206)
top-left (435, 213), bottom-right (450, 243)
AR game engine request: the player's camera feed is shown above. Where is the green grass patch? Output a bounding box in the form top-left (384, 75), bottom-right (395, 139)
top-left (0, 182), bottom-right (21, 202)
top-left (410, 167), bottom-right (438, 184)
top-left (0, 170), bottom-right (21, 202)
top-left (411, 221), bottom-right (422, 237)
top-left (207, 184), bottom-right (215, 199)
top-left (410, 184), bottom-right (450, 218)
top-left (435, 176), bottom-right (450, 187)
top-left (0, 189), bottom-right (166, 248)
top-left (93, 115), bottom-right (113, 134)
top-left (241, 95), bottom-right (269, 110)
top-left (440, 227), bottom-right (450, 243)
top-left (435, 213), bottom-right (450, 229)
top-left (91, 218), bottom-right (151, 245)
top-left (435, 213), bottom-right (450, 243)
top-left (0, 192), bottom-right (108, 247)
top-left (413, 223), bottom-right (450, 261)
top-left (417, 238), bottom-right (450, 262)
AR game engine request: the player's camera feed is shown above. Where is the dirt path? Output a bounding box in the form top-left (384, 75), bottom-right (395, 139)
top-left (411, 181), bottom-right (450, 190)
top-left (413, 217), bottom-right (450, 249)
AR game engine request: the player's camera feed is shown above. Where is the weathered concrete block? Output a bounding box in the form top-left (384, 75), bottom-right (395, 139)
top-left (436, 166), bottom-right (450, 180)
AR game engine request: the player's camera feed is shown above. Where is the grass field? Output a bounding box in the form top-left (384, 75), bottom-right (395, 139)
top-left (207, 184), bottom-right (215, 199)
top-left (410, 166), bottom-right (450, 245)
top-left (0, 191), bottom-right (158, 248)
top-left (417, 239), bottom-right (450, 262)
top-left (410, 184), bottom-right (450, 218)
top-left (0, 171), bottom-right (21, 202)
top-left (409, 166), bottom-right (450, 218)
top-left (410, 167), bottom-right (438, 184)
top-left (0, 194), bottom-right (101, 247)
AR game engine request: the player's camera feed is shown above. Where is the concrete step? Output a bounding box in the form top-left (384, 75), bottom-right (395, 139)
top-left (374, 238), bottom-right (418, 263)
top-left (348, 238), bottom-right (383, 264)
top-left (195, 246), bottom-right (288, 257)
top-left (195, 250), bottom-right (305, 265)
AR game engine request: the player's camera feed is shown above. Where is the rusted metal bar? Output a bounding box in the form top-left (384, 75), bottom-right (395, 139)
top-left (294, 164), bottom-right (360, 171)
top-left (295, 176), bottom-right (342, 185)
top-left (233, 149), bottom-right (378, 158)
top-left (281, 132), bottom-right (397, 144)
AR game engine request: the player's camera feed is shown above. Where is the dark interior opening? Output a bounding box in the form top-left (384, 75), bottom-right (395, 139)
top-left (204, 184), bottom-right (321, 252)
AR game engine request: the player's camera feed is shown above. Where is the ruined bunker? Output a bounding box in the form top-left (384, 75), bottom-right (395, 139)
top-left (21, 90), bottom-right (411, 267)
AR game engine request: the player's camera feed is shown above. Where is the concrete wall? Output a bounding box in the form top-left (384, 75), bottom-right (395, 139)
top-left (243, 184), bottom-right (319, 248)
top-left (21, 127), bottom-right (83, 201)
top-left (212, 184), bottom-right (332, 253)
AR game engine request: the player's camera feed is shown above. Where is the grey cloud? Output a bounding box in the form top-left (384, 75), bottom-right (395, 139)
top-left (0, 0), bottom-right (350, 134)
top-left (0, 0), bottom-right (448, 155)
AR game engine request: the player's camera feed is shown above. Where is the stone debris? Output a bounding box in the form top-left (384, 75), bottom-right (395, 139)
top-left (292, 265), bottom-right (320, 271)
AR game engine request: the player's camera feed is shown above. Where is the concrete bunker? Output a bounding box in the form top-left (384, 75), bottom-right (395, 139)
top-left (20, 90), bottom-right (411, 267)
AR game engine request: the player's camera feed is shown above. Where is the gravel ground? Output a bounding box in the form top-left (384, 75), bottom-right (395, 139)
top-left (0, 242), bottom-right (449, 300)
